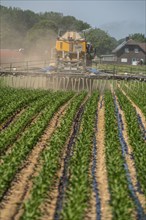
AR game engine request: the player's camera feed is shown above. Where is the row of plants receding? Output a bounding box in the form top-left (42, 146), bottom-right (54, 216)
top-left (60, 91), bottom-right (99, 220)
top-left (104, 90), bottom-right (135, 219)
top-left (0, 87), bottom-right (35, 109)
top-left (113, 94), bottom-right (145, 219)
top-left (54, 100), bottom-right (86, 220)
top-left (119, 82), bottom-right (146, 117)
top-left (0, 91), bottom-right (74, 201)
top-left (119, 81), bottom-right (146, 141)
top-left (0, 87), bottom-right (25, 109)
top-left (117, 81), bottom-right (146, 141)
top-left (0, 91), bottom-right (63, 155)
top-left (20, 92), bottom-right (87, 220)
top-left (0, 87), bottom-right (48, 124)
top-left (122, 81), bottom-right (146, 94)
top-left (116, 88), bottom-right (146, 196)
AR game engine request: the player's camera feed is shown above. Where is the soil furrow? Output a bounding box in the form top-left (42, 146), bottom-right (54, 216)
top-left (95, 96), bottom-right (112, 220)
top-left (39, 96), bottom-right (88, 220)
top-left (0, 100), bottom-right (71, 220)
top-left (115, 95), bottom-right (146, 213)
top-left (86, 96), bottom-right (112, 220)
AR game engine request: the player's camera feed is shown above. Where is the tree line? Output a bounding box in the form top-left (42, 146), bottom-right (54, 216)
top-left (1, 5), bottom-right (146, 59)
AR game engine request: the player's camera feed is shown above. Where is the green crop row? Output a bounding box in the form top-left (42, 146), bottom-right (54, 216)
top-left (0, 87), bottom-right (24, 108)
top-left (20, 92), bottom-right (87, 220)
top-left (122, 81), bottom-right (146, 100)
top-left (119, 82), bottom-right (146, 117)
top-left (104, 90), bottom-right (134, 220)
top-left (0, 91), bottom-right (59, 155)
top-left (0, 87), bottom-right (35, 108)
top-left (116, 89), bottom-right (146, 196)
top-left (61, 91), bottom-right (99, 220)
top-left (0, 91), bottom-right (73, 199)
top-left (0, 88), bottom-right (48, 124)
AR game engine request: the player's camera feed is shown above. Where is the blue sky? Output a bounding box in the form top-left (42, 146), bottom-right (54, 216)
top-left (1, 0), bottom-right (146, 40)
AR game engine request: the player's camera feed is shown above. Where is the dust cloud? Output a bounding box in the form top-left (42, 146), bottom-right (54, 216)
top-left (1, 18), bottom-right (57, 64)
top-left (25, 29), bottom-right (57, 61)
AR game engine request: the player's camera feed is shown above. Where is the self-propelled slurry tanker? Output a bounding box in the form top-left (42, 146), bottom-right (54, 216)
top-left (55, 31), bottom-right (94, 72)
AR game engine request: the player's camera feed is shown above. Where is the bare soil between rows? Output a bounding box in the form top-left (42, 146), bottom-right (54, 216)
top-left (85, 96), bottom-right (112, 220)
top-left (0, 99), bottom-right (71, 220)
top-left (39, 95), bottom-right (88, 220)
top-left (115, 94), bottom-right (146, 212)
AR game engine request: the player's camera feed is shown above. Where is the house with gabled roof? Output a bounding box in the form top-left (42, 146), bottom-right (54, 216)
top-left (112, 38), bottom-right (146, 65)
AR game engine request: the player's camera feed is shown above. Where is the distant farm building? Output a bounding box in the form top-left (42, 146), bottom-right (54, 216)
top-left (112, 38), bottom-right (146, 65)
top-left (99, 38), bottom-right (146, 65)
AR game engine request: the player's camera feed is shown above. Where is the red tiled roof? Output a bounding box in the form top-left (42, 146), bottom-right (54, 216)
top-left (0, 49), bottom-right (24, 58)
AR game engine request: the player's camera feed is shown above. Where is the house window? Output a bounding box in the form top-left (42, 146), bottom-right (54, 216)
top-left (121, 58), bottom-right (127, 63)
top-left (134, 48), bottom-right (139, 53)
top-left (125, 48), bottom-right (129, 53)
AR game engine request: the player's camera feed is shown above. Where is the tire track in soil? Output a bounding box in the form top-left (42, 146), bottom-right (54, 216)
top-left (85, 96), bottom-right (112, 220)
top-left (0, 98), bottom-right (72, 220)
top-left (39, 96), bottom-right (88, 220)
top-left (114, 93), bottom-right (146, 214)
top-left (118, 84), bottom-right (146, 133)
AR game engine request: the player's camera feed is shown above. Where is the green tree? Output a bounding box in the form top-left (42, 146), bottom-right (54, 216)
top-left (1, 6), bottom-right (39, 48)
top-left (85, 28), bottom-right (117, 56)
top-left (57, 16), bottom-right (91, 33)
top-left (59, 16), bottom-right (77, 32)
top-left (130, 33), bottom-right (146, 42)
top-left (1, 5), bottom-right (120, 58)
top-left (32, 20), bottom-right (58, 32)
top-left (74, 20), bottom-right (91, 32)
top-left (118, 33), bottom-right (146, 44)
